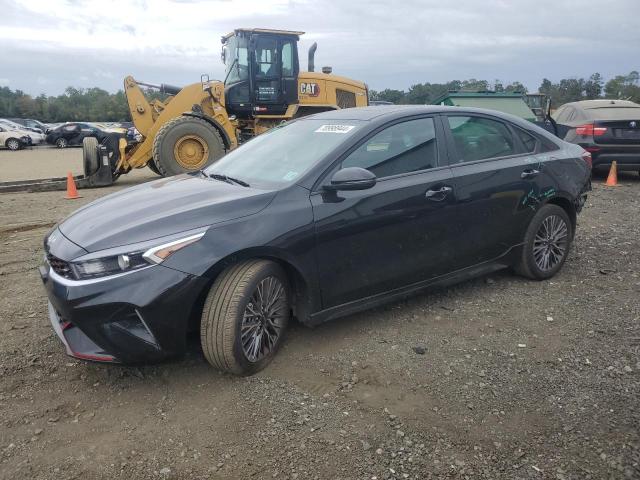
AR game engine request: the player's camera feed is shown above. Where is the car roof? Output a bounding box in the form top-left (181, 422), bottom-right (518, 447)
top-left (302, 105), bottom-right (538, 127)
top-left (563, 99), bottom-right (640, 110)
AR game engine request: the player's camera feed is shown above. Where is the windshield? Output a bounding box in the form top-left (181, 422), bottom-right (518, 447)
top-left (204, 119), bottom-right (363, 189)
top-left (223, 35), bottom-right (249, 85)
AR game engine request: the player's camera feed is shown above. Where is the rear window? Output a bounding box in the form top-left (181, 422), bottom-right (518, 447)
top-left (585, 107), bottom-right (640, 120)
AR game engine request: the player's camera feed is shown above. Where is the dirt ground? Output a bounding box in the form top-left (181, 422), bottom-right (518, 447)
top-left (0, 148), bottom-right (639, 480)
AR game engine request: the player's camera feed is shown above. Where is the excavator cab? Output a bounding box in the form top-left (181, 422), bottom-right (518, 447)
top-left (221, 29), bottom-right (302, 118)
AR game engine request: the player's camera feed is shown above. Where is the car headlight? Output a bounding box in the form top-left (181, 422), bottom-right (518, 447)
top-left (71, 252), bottom-right (149, 279)
top-left (68, 231), bottom-right (206, 280)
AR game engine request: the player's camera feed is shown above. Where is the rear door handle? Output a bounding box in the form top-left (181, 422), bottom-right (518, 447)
top-left (521, 169), bottom-right (540, 179)
top-left (425, 186), bottom-right (453, 201)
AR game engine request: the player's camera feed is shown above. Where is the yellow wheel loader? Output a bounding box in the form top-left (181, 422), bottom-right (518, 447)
top-left (82, 29), bottom-right (368, 185)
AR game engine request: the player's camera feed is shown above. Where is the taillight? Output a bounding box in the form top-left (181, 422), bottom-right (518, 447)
top-left (581, 150), bottom-right (592, 169)
top-left (576, 124), bottom-right (607, 136)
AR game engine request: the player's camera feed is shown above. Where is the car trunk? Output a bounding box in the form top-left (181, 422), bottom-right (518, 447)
top-left (593, 119), bottom-right (640, 145)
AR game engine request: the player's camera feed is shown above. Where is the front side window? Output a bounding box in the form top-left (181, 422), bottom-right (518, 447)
top-left (341, 118), bottom-right (438, 178)
top-left (447, 116), bottom-right (516, 162)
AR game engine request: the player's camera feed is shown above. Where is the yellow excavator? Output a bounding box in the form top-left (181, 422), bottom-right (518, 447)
top-left (82, 28), bottom-right (369, 185)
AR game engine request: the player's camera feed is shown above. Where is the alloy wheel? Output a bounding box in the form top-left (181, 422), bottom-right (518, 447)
top-left (7, 139), bottom-right (20, 150)
top-left (241, 276), bottom-right (287, 362)
top-left (533, 214), bottom-right (568, 271)
top-left (57, 138), bottom-right (67, 148)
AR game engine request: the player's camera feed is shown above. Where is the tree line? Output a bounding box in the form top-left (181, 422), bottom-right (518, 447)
top-left (0, 71), bottom-right (638, 122)
top-left (370, 71), bottom-right (640, 107)
top-left (0, 86), bottom-right (166, 123)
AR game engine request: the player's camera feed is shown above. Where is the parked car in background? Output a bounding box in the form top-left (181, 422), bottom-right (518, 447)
top-left (8, 118), bottom-right (50, 134)
top-left (0, 124), bottom-right (32, 150)
top-left (41, 106), bottom-right (591, 374)
top-left (553, 99), bottom-right (640, 174)
top-left (45, 122), bottom-right (123, 148)
top-left (0, 119), bottom-right (45, 144)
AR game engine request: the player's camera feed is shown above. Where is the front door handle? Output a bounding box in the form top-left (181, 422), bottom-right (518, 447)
top-left (425, 186), bottom-right (453, 201)
top-left (521, 169), bottom-right (540, 179)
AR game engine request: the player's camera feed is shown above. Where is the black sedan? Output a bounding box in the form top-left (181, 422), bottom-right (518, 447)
top-left (45, 122), bottom-right (125, 148)
top-left (41, 106), bottom-right (591, 375)
top-left (553, 99), bottom-right (640, 174)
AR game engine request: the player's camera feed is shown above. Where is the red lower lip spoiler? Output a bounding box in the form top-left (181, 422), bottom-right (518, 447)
top-left (47, 302), bottom-right (115, 362)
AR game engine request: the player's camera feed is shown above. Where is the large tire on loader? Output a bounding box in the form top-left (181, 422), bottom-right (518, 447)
top-left (152, 116), bottom-right (226, 177)
top-left (147, 160), bottom-right (161, 176)
top-left (82, 137), bottom-right (99, 176)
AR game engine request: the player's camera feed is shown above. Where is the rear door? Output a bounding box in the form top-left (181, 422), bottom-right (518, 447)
top-left (312, 116), bottom-right (457, 309)
top-left (442, 114), bottom-right (543, 269)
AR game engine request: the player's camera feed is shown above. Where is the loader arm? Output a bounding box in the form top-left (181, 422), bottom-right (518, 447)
top-left (121, 77), bottom-right (236, 171)
top-left (124, 76), bottom-right (157, 137)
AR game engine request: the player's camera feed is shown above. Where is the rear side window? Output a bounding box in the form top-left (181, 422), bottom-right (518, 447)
top-left (539, 137), bottom-right (560, 153)
top-left (447, 116), bottom-right (516, 162)
top-left (515, 128), bottom-right (537, 153)
top-left (281, 41), bottom-right (294, 77)
top-left (341, 118), bottom-right (438, 178)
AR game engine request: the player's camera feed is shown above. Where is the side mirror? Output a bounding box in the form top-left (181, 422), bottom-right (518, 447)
top-left (324, 167), bottom-right (376, 191)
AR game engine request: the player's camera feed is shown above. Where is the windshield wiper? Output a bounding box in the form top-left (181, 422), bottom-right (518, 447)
top-left (209, 173), bottom-right (250, 187)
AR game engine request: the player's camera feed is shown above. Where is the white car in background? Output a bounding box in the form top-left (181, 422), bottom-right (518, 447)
top-left (0, 119), bottom-right (45, 144)
top-left (0, 125), bottom-right (32, 150)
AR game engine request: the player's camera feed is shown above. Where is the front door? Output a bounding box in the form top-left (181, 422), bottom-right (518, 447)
top-left (311, 116), bottom-right (457, 309)
top-left (252, 35), bottom-right (298, 116)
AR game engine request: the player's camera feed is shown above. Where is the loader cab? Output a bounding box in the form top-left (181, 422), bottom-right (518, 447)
top-left (222, 29), bottom-right (302, 118)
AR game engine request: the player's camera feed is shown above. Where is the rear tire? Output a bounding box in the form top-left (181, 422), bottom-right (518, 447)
top-left (152, 116), bottom-right (226, 177)
top-left (5, 138), bottom-right (21, 151)
top-left (514, 204), bottom-right (573, 280)
top-left (200, 260), bottom-right (290, 376)
top-left (82, 137), bottom-right (99, 176)
top-left (56, 137), bottom-right (68, 148)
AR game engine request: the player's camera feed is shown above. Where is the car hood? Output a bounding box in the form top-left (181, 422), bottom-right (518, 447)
top-left (58, 174), bottom-right (277, 252)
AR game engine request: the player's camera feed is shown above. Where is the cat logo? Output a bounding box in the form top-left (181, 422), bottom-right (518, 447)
top-left (300, 82), bottom-right (320, 97)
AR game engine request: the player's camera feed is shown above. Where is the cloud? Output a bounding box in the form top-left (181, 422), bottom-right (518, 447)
top-left (0, 0), bottom-right (639, 95)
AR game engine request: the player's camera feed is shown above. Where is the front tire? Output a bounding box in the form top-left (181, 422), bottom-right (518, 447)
top-left (200, 260), bottom-right (290, 375)
top-left (515, 204), bottom-right (573, 280)
top-left (152, 116), bottom-right (226, 177)
top-left (5, 138), bottom-right (21, 151)
top-left (56, 137), bottom-right (68, 148)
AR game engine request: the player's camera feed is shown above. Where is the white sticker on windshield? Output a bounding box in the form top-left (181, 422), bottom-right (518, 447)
top-left (314, 124), bottom-right (356, 134)
top-left (283, 171), bottom-right (299, 181)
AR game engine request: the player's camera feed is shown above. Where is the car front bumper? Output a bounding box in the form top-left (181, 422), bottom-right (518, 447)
top-left (39, 259), bottom-right (209, 364)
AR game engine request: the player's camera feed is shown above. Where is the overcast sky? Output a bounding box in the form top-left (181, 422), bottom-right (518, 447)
top-left (1, 0), bottom-right (639, 96)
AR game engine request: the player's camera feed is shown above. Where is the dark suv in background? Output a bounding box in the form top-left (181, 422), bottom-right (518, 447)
top-left (553, 99), bottom-right (640, 174)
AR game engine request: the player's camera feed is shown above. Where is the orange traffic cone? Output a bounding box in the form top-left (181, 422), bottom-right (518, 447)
top-left (604, 161), bottom-right (619, 187)
top-left (65, 172), bottom-right (80, 199)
